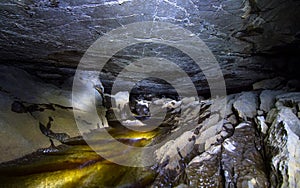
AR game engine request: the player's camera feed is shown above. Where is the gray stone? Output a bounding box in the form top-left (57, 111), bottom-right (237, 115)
top-left (276, 92), bottom-right (300, 107)
top-left (259, 90), bottom-right (285, 112)
top-left (253, 77), bottom-right (285, 90)
top-left (225, 94), bottom-right (239, 117)
top-left (195, 120), bottom-right (223, 150)
top-left (266, 107), bottom-right (300, 187)
top-left (233, 92), bottom-right (258, 119)
top-left (227, 114), bottom-right (238, 125)
top-left (224, 123), bottom-right (234, 130)
top-left (257, 110), bottom-right (264, 116)
top-left (1, 0), bottom-right (299, 95)
top-left (199, 113), bottom-right (220, 130)
top-left (265, 108), bottom-right (278, 124)
top-left (155, 131), bottom-right (195, 171)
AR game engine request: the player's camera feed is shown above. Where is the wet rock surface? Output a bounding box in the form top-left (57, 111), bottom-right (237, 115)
top-left (221, 122), bottom-right (268, 188)
top-left (0, 128), bottom-right (159, 187)
top-left (185, 145), bottom-right (222, 187)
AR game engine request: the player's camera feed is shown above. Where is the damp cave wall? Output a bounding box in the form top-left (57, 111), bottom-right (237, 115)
top-left (0, 0), bottom-right (300, 97)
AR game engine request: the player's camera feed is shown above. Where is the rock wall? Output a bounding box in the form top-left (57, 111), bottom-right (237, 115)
top-left (152, 88), bottom-right (300, 187)
top-left (1, 0), bottom-right (300, 95)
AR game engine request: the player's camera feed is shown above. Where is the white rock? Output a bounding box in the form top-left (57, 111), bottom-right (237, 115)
top-left (223, 139), bottom-right (236, 152)
top-left (181, 97), bottom-right (197, 105)
top-left (256, 116), bottom-right (268, 134)
top-left (112, 91), bottom-right (130, 110)
top-left (235, 122), bottom-right (251, 129)
top-left (121, 119), bottom-right (145, 126)
top-left (220, 130), bottom-right (229, 137)
top-left (162, 100), bottom-right (182, 109)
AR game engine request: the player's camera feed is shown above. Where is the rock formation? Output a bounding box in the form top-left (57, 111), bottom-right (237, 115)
top-left (0, 0), bottom-right (299, 187)
top-left (1, 0), bottom-right (299, 94)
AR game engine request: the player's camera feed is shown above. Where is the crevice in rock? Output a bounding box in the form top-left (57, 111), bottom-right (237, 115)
top-left (219, 145), bottom-right (226, 188)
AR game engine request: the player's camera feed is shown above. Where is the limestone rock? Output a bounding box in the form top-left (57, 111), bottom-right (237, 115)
top-left (0, 92), bottom-right (50, 163)
top-left (155, 131), bottom-right (195, 171)
top-left (225, 94), bottom-right (240, 117)
top-left (195, 120), bottom-right (223, 150)
top-left (253, 77), bottom-right (285, 90)
top-left (186, 145), bottom-right (222, 187)
top-left (153, 130), bottom-right (195, 187)
top-left (222, 122), bottom-right (269, 187)
top-left (266, 107), bottom-right (300, 187)
top-left (255, 116), bottom-right (268, 134)
top-left (227, 114), bottom-right (238, 125)
top-left (0, 66), bottom-right (108, 162)
top-left (1, 0), bottom-right (299, 95)
top-left (0, 68), bottom-right (73, 163)
top-left (0, 65), bottom-right (71, 105)
top-left (276, 92), bottom-right (300, 108)
top-left (259, 90), bottom-right (285, 112)
top-left (233, 92), bottom-right (258, 119)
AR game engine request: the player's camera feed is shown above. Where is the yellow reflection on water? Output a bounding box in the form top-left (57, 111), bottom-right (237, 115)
top-left (0, 127), bottom-right (162, 187)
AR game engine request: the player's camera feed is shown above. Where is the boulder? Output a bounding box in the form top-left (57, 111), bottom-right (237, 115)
top-left (259, 90), bottom-right (285, 112)
top-left (233, 92), bottom-right (258, 119)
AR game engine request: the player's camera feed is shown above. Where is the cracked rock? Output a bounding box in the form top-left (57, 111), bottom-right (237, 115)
top-left (266, 107), bottom-right (300, 187)
top-left (186, 145), bottom-right (222, 187)
top-left (222, 122), bottom-right (269, 188)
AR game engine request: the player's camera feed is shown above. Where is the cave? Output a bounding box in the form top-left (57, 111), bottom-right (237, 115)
top-left (0, 0), bottom-right (300, 187)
